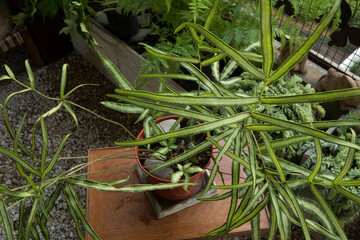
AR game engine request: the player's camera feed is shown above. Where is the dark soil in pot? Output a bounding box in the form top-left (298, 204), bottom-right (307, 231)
top-left (138, 128), bottom-right (212, 173)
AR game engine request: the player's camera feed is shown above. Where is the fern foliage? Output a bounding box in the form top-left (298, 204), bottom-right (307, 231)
top-left (188, 0), bottom-right (212, 23)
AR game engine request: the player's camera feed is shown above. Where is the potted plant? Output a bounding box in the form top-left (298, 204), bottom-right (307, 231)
top-left (134, 115), bottom-right (213, 201)
top-left (99, 0), bottom-right (360, 238)
top-left (4, 0), bottom-right (360, 239)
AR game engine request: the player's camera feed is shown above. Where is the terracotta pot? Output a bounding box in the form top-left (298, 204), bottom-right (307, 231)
top-left (135, 115), bottom-right (212, 201)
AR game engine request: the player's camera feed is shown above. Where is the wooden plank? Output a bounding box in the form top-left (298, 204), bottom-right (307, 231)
top-left (85, 146), bottom-right (269, 240)
top-left (72, 18), bottom-right (185, 92)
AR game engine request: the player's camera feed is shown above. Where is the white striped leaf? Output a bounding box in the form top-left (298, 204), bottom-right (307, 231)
top-left (60, 64), bottom-right (68, 99)
top-left (115, 113), bottom-right (250, 146)
top-left (252, 112), bottom-right (360, 151)
top-left (113, 89), bottom-right (259, 107)
top-left (97, 51), bottom-right (134, 90)
top-left (267, 0), bottom-right (341, 85)
top-left (0, 197), bottom-right (14, 240)
top-left (309, 184), bottom-right (347, 239)
top-left (175, 22), bottom-right (264, 79)
top-left (260, 0), bottom-right (274, 77)
top-left (25, 60), bottom-right (35, 89)
top-left (101, 101), bottom-right (144, 114)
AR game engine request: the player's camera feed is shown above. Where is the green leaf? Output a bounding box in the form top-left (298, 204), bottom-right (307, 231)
top-left (115, 113), bottom-right (250, 146)
top-left (211, 55), bottom-right (220, 81)
top-left (0, 197), bottom-right (14, 240)
top-left (171, 171), bottom-right (183, 184)
top-left (60, 64), bottom-right (68, 99)
top-left (141, 43), bottom-right (200, 63)
top-left (4, 89), bottom-right (32, 108)
top-left (221, 60), bottom-right (239, 80)
top-left (13, 114), bottom-right (26, 154)
top-left (203, 0), bottom-right (220, 31)
top-left (38, 102), bottom-right (64, 121)
top-left (247, 119), bottom-right (360, 132)
top-left (140, 73), bottom-right (197, 81)
top-left (277, 197), bottom-right (341, 240)
top-left (97, 51), bottom-right (134, 90)
top-left (175, 22), bottom-right (264, 79)
top-left (211, 178), bottom-right (264, 189)
top-left (225, 133), bottom-right (242, 233)
top-left (114, 89), bottom-right (259, 107)
top-left (267, 0), bottom-right (341, 85)
top-left (269, 185), bottom-right (286, 239)
top-left (25, 60), bottom-right (35, 89)
top-left (252, 112), bottom-right (360, 151)
top-left (333, 129), bottom-right (356, 184)
top-left (135, 109), bottom-right (150, 124)
top-left (43, 134), bottom-right (71, 177)
top-left (149, 131), bottom-right (232, 178)
top-left (63, 184), bottom-right (99, 240)
top-left (118, 182), bottom-right (197, 192)
top-left (205, 194), bottom-right (269, 237)
top-left (201, 52), bottom-right (226, 67)
top-left (297, 196), bottom-right (334, 233)
top-left (4, 65), bottom-right (15, 79)
top-left (40, 183), bottom-right (62, 240)
top-left (0, 185), bottom-right (35, 198)
top-left (106, 94), bottom-right (220, 123)
top-left (0, 75), bottom-right (11, 81)
top-left (334, 185), bottom-right (360, 205)
top-left (202, 129), bottom-right (239, 196)
top-left (0, 147), bottom-right (40, 176)
top-left (309, 184), bottom-right (347, 239)
top-left (308, 138), bottom-right (322, 183)
top-left (245, 129), bottom-right (258, 193)
top-left (259, 0), bottom-right (274, 77)
top-left (261, 87), bottom-right (360, 105)
top-left (284, 184), bottom-right (311, 239)
top-left (185, 166), bottom-right (204, 174)
top-left (267, 202), bottom-right (277, 240)
top-left (260, 132), bottom-right (286, 182)
top-left (40, 117), bottom-right (48, 174)
top-left (65, 177), bottom-right (129, 191)
top-left (199, 191), bottom-right (232, 201)
top-left (101, 101), bottom-right (144, 114)
top-left (251, 212), bottom-right (261, 240)
top-left (338, 179), bottom-right (360, 187)
top-left (25, 199), bottom-right (39, 240)
top-left (165, 0), bottom-right (171, 12)
top-left (63, 102), bottom-right (79, 127)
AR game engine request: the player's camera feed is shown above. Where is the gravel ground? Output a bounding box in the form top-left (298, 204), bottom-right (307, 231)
top-left (0, 50), bottom-right (142, 239)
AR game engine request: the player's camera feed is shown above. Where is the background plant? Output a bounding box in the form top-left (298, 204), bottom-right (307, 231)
top-left (100, 0), bottom-right (360, 239)
top-left (0, 62), bottom-right (194, 239)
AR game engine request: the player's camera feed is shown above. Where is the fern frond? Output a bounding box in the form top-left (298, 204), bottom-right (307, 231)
top-left (188, 0), bottom-right (212, 23)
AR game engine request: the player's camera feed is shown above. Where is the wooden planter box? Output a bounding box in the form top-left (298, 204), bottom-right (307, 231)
top-left (71, 18), bottom-right (184, 92)
top-left (86, 146), bottom-right (269, 240)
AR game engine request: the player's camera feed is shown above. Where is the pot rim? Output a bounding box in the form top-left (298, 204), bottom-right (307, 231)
top-left (134, 115), bottom-right (213, 183)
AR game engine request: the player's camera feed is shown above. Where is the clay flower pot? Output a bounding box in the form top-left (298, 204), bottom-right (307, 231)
top-left (135, 115), bottom-right (213, 201)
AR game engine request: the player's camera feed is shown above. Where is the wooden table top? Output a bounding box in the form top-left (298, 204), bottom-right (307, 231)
top-left (85, 146), bottom-right (269, 240)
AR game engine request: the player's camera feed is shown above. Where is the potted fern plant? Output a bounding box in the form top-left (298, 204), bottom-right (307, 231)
top-left (99, 0), bottom-right (360, 238)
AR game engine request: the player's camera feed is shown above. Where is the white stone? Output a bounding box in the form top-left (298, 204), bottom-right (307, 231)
top-left (144, 159), bottom-right (175, 180)
top-left (157, 119), bottom-right (180, 133)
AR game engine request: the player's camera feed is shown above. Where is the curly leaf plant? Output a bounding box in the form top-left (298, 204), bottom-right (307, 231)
top-left (99, 0), bottom-right (360, 239)
top-left (0, 62), bottom-right (195, 239)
